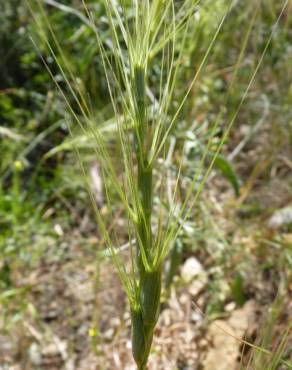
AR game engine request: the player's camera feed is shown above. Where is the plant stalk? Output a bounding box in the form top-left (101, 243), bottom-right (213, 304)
top-left (131, 64), bottom-right (162, 370)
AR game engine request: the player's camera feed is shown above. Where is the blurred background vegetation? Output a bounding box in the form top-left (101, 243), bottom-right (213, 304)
top-left (0, 0), bottom-right (291, 369)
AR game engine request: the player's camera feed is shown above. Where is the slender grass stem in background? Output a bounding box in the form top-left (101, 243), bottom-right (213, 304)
top-left (29, 0), bottom-right (290, 368)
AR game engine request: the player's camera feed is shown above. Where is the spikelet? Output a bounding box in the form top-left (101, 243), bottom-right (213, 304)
top-left (131, 307), bottom-right (152, 370)
top-left (140, 268), bottom-right (162, 327)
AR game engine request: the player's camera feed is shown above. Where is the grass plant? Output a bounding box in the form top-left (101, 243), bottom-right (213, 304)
top-left (242, 295), bottom-right (292, 370)
top-left (28, 0), bottom-right (290, 368)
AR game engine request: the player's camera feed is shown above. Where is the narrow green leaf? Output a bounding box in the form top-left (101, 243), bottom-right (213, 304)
top-left (208, 151), bottom-right (240, 196)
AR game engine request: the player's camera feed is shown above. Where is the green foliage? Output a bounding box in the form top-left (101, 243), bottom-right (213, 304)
top-left (28, 1), bottom-right (291, 368)
top-left (1, 0), bottom-right (291, 367)
top-left (209, 152), bottom-right (240, 196)
top-left (244, 296), bottom-right (292, 369)
top-left (230, 274), bottom-right (246, 307)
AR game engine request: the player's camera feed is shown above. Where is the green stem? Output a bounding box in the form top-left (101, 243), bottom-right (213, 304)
top-left (137, 161), bottom-right (152, 258)
top-left (133, 64), bottom-right (152, 269)
top-left (132, 63), bottom-right (161, 370)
